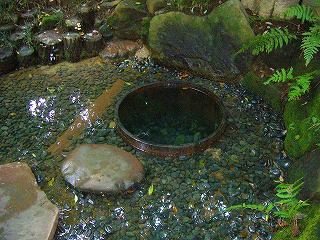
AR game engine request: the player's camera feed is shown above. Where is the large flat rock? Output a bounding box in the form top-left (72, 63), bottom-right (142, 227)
top-left (61, 144), bottom-right (145, 193)
top-left (0, 162), bottom-right (59, 240)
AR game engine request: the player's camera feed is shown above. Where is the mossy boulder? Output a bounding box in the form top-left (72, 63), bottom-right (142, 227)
top-left (241, 71), bottom-right (284, 112)
top-left (284, 84), bottom-right (320, 158)
top-left (108, 0), bottom-right (150, 40)
top-left (40, 11), bottom-right (64, 30)
top-left (148, 0), bottom-right (254, 81)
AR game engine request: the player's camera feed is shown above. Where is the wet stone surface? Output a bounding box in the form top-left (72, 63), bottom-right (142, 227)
top-left (0, 162), bottom-right (58, 240)
top-left (61, 144), bottom-right (144, 193)
top-left (0, 56), bottom-right (291, 239)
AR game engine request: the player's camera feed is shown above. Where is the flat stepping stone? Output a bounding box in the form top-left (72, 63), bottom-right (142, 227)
top-left (0, 162), bottom-right (59, 240)
top-left (99, 40), bottom-right (140, 60)
top-left (61, 144), bottom-right (144, 193)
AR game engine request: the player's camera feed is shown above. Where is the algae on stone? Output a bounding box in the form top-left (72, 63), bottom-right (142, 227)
top-left (148, 0), bottom-right (255, 81)
top-left (284, 85), bottom-right (320, 158)
top-left (108, 0), bottom-right (150, 39)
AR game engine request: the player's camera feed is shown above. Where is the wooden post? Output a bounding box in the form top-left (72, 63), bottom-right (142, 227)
top-left (63, 32), bottom-right (82, 62)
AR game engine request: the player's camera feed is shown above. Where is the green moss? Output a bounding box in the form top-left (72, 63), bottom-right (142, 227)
top-left (148, 0), bottom-right (254, 80)
top-left (40, 11), bottom-right (64, 30)
top-left (274, 205), bottom-right (320, 240)
top-left (207, 0), bottom-right (254, 44)
top-left (108, 0), bottom-right (148, 40)
top-left (283, 86), bottom-right (320, 158)
top-left (241, 71), bottom-right (283, 112)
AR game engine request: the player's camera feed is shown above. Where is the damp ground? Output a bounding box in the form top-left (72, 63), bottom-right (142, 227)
top-left (0, 57), bottom-right (291, 240)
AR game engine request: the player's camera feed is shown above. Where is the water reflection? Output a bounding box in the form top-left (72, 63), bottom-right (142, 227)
top-left (28, 97), bottom-right (56, 122)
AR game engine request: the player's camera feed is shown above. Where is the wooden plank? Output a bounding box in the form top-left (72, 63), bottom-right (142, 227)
top-left (48, 79), bottom-right (125, 156)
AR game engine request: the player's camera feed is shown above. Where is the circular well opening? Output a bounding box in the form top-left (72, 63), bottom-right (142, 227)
top-left (115, 82), bottom-right (226, 156)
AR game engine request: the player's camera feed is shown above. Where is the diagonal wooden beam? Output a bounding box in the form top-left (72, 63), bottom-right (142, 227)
top-left (48, 79), bottom-right (125, 157)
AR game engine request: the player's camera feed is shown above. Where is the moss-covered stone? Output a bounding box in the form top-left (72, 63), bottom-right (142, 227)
top-left (148, 0), bottom-right (254, 81)
top-left (284, 85), bottom-right (320, 158)
top-left (108, 0), bottom-right (149, 40)
top-left (40, 11), bottom-right (64, 30)
top-left (273, 205), bottom-right (320, 240)
top-left (241, 71), bottom-right (284, 112)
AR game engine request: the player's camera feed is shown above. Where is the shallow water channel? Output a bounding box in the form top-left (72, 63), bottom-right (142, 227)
top-left (0, 57), bottom-right (291, 239)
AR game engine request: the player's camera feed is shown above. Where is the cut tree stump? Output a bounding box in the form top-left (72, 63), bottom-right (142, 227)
top-left (63, 32), bottom-right (82, 62)
top-left (0, 47), bottom-right (17, 75)
top-left (35, 30), bottom-right (63, 65)
top-left (83, 30), bottom-right (103, 57)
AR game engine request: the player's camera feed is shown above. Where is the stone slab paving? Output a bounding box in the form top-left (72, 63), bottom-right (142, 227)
top-left (0, 162), bottom-right (58, 240)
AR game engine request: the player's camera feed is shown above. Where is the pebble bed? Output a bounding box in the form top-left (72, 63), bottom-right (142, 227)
top-left (0, 57), bottom-right (291, 239)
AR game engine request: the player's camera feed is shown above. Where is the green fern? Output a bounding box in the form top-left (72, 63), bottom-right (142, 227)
top-left (227, 178), bottom-right (309, 224)
top-left (264, 67), bottom-right (294, 84)
top-left (285, 4), bottom-right (316, 23)
top-left (288, 74), bottom-right (314, 101)
top-left (238, 28), bottom-right (297, 56)
top-left (301, 24), bottom-right (320, 66)
top-left (265, 68), bottom-right (319, 101)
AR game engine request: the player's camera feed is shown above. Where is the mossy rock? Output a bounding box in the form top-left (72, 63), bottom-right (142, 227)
top-left (108, 0), bottom-right (149, 40)
top-left (273, 204), bottom-right (320, 240)
top-left (148, 0), bottom-right (255, 81)
top-left (241, 71), bottom-right (284, 112)
top-left (284, 85), bottom-right (320, 158)
top-left (40, 11), bottom-right (64, 30)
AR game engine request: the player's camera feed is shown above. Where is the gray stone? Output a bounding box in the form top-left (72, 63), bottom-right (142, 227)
top-left (304, 0), bottom-right (320, 16)
top-left (0, 162), bottom-right (59, 240)
top-left (147, 0), bottom-right (167, 14)
top-left (258, 0), bottom-right (276, 17)
top-left (135, 45), bottom-right (150, 60)
top-left (108, 0), bottom-right (149, 40)
top-left (99, 40), bottom-right (141, 60)
top-left (241, 0), bottom-right (275, 17)
top-left (241, 0), bottom-right (256, 11)
top-left (273, 0), bottom-right (299, 18)
top-left (61, 144), bottom-right (145, 193)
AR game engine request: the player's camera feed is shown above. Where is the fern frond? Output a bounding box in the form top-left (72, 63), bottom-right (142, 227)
top-left (301, 24), bottom-right (320, 65)
top-left (288, 74), bottom-right (313, 101)
top-left (285, 4), bottom-right (316, 23)
top-left (264, 67), bottom-right (294, 85)
top-left (238, 28), bottom-right (297, 56)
